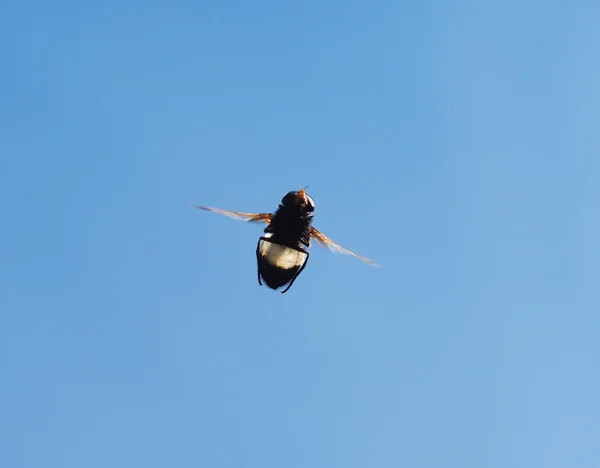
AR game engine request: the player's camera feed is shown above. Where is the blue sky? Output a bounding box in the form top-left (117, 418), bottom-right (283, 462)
top-left (2, 1), bottom-right (599, 467)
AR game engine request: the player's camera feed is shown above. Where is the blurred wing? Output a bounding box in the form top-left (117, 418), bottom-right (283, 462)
top-left (195, 205), bottom-right (273, 223)
top-left (310, 227), bottom-right (380, 267)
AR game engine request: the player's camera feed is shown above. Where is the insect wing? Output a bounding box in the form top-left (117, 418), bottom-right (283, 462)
top-left (195, 205), bottom-right (272, 223)
top-left (310, 227), bottom-right (379, 267)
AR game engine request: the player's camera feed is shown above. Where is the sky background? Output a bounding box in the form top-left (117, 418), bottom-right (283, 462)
top-left (2, 1), bottom-right (600, 467)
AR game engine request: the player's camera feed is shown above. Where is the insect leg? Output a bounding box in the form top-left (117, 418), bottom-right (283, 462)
top-left (280, 249), bottom-right (310, 294)
top-left (256, 237), bottom-right (265, 286)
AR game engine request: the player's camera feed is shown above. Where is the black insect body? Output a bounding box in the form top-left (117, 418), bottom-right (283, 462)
top-left (256, 190), bottom-right (315, 292)
top-left (196, 189), bottom-right (378, 293)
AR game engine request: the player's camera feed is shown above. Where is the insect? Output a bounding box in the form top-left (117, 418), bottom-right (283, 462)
top-left (195, 188), bottom-right (379, 293)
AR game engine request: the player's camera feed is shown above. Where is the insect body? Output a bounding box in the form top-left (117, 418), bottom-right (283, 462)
top-left (196, 188), bottom-right (378, 293)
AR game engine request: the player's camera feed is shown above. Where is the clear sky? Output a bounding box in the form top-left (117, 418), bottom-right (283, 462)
top-left (2, 2), bottom-right (599, 467)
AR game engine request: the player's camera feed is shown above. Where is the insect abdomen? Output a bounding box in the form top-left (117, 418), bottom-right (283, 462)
top-left (256, 238), bottom-right (309, 291)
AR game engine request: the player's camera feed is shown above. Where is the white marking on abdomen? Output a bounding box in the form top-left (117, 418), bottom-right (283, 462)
top-left (260, 241), bottom-right (307, 269)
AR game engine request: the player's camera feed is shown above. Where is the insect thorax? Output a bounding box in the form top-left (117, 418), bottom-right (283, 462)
top-left (264, 205), bottom-right (313, 247)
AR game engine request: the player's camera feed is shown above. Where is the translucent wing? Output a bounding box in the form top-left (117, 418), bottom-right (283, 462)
top-left (195, 205), bottom-right (273, 223)
top-left (310, 227), bottom-right (380, 267)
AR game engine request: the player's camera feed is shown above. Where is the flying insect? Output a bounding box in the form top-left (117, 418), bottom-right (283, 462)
top-left (196, 188), bottom-right (378, 293)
